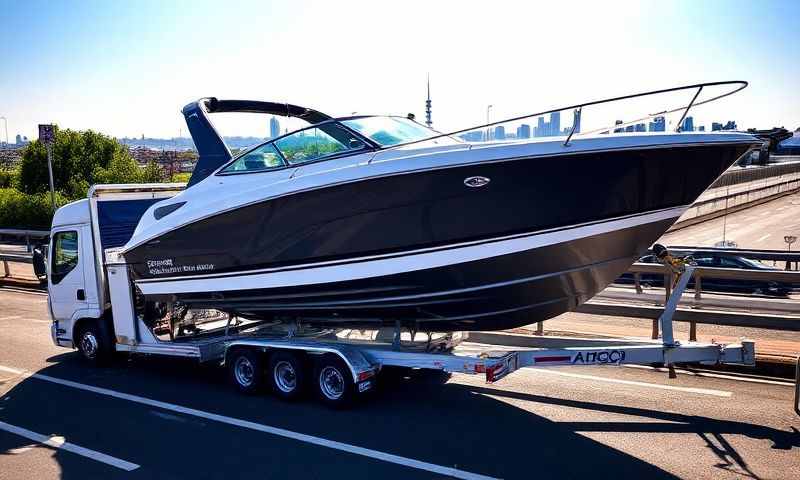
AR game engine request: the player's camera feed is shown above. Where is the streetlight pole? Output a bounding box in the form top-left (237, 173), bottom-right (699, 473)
top-left (486, 105), bottom-right (493, 141)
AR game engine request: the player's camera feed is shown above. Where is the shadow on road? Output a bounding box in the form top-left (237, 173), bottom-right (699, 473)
top-left (0, 353), bottom-right (797, 479)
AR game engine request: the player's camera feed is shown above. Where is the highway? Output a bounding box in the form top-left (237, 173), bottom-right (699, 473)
top-left (662, 192), bottom-right (800, 250)
top-left (0, 286), bottom-right (798, 479)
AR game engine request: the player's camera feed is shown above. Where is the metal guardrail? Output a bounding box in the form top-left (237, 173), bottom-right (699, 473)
top-left (576, 302), bottom-right (800, 331)
top-left (0, 228), bottom-right (49, 253)
top-left (570, 258), bottom-right (800, 339)
top-left (1, 252), bottom-right (33, 279)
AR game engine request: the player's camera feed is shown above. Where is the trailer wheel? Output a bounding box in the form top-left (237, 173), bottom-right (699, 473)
top-left (313, 355), bottom-right (355, 408)
top-left (76, 322), bottom-right (112, 365)
top-left (227, 348), bottom-right (265, 394)
top-left (268, 351), bottom-right (306, 401)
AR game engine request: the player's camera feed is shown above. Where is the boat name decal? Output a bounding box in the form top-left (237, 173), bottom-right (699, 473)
top-left (146, 258), bottom-right (215, 276)
top-left (572, 350), bottom-right (626, 365)
top-left (464, 176), bottom-right (491, 188)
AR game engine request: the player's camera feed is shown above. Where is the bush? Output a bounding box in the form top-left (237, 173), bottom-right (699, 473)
top-left (0, 188), bottom-right (70, 229)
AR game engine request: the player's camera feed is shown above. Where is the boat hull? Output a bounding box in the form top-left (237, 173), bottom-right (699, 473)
top-left (126, 140), bottom-right (754, 331)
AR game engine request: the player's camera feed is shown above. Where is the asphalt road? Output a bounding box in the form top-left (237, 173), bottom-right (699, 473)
top-left (661, 192), bottom-right (800, 250)
top-left (0, 287), bottom-right (798, 479)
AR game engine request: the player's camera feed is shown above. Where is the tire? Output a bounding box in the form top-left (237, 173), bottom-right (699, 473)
top-left (227, 348), bottom-right (265, 394)
top-left (268, 351), bottom-right (306, 401)
top-left (313, 354), bottom-right (356, 408)
top-left (75, 322), bottom-right (112, 365)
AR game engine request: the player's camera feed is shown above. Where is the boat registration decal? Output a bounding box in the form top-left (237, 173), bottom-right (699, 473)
top-left (147, 258), bottom-right (215, 276)
top-left (463, 176), bottom-right (490, 188)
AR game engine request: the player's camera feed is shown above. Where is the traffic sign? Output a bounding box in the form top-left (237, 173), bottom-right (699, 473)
top-left (38, 124), bottom-right (55, 145)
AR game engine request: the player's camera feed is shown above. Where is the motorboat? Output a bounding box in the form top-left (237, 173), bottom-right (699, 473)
top-left (120, 82), bottom-right (762, 332)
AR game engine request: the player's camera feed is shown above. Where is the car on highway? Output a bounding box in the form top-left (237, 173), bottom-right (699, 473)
top-left (616, 251), bottom-right (794, 297)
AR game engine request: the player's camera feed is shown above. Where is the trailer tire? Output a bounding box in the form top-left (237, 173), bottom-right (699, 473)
top-left (268, 351), bottom-right (306, 401)
top-left (313, 354), bottom-right (355, 408)
top-left (227, 348), bottom-right (265, 395)
top-left (75, 322), bottom-right (112, 365)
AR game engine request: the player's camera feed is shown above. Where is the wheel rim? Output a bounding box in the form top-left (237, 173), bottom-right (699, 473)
top-left (319, 366), bottom-right (345, 400)
top-left (234, 356), bottom-right (255, 387)
top-left (273, 360), bottom-right (297, 393)
top-left (80, 332), bottom-right (98, 359)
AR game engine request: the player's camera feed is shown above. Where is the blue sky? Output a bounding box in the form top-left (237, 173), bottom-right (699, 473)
top-left (1, 0), bottom-right (798, 140)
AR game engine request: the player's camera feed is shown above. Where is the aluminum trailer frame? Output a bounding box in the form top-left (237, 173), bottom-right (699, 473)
top-left (102, 252), bottom-right (756, 404)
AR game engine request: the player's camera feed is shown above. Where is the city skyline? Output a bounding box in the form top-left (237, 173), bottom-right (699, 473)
top-left (1, 1), bottom-right (797, 140)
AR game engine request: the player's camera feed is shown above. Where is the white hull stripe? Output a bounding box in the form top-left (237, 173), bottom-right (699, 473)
top-left (137, 206), bottom-right (686, 296)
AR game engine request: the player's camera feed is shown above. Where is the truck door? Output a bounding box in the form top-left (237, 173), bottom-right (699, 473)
top-left (48, 228), bottom-right (87, 322)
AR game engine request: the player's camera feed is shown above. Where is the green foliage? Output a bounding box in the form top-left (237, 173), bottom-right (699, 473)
top-left (0, 188), bottom-right (70, 229)
top-left (17, 127), bottom-right (144, 199)
top-left (140, 160), bottom-right (166, 183)
top-left (7, 126), bottom-right (174, 228)
top-left (171, 172), bottom-right (191, 183)
top-left (0, 169), bottom-right (16, 189)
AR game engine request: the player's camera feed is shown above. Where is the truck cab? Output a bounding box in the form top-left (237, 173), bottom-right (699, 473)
top-left (48, 184), bottom-right (185, 358)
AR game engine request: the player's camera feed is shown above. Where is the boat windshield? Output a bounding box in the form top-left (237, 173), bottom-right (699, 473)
top-left (341, 117), bottom-right (439, 147)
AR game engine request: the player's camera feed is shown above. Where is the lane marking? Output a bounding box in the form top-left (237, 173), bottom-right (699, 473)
top-left (530, 369), bottom-right (732, 397)
top-left (0, 364), bottom-right (497, 480)
top-left (624, 365), bottom-right (795, 387)
top-left (0, 420), bottom-right (140, 471)
top-left (756, 233), bottom-right (771, 243)
top-left (0, 316), bottom-right (22, 321)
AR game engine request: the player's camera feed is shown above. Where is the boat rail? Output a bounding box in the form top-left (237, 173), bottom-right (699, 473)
top-left (380, 80), bottom-right (749, 153)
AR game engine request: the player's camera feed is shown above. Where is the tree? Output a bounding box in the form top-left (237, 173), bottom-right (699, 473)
top-left (17, 127), bottom-right (144, 199)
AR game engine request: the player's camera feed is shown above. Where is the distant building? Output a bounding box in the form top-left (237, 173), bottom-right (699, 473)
top-left (681, 116), bottom-right (694, 132)
top-left (698, 126), bottom-right (705, 132)
top-left (573, 108), bottom-right (581, 134)
top-left (648, 116), bottom-right (666, 132)
top-left (536, 117), bottom-right (545, 137)
top-left (634, 123), bottom-right (646, 132)
top-left (517, 124), bottom-right (531, 139)
top-left (625, 125), bottom-right (634, 133)
top-left (723, 120), bottom-right (737, 130)
top-left (613, 120), bottom-right (624, 133)
top-left (15, 134), bottom-right (22, 145)
top-left (494, 126), bottom-right (506, 140)
top-left (270, 117), bottom-right (281, 139)
top-left (550, 112), bottom-right (560, 137)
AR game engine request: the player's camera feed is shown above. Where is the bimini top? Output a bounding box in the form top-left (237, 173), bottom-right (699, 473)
top-left (183, 98), bottom-right (333, 187)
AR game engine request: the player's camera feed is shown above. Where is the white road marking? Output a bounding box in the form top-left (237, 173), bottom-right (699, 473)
top-left (0, 420), bottom-right (140, 471)
top-left (530, 369), bottom-right (732, 397)
top-left (0, 315), bottom-right (22, 321)
top-left (0, 364), bottom-right (497, 480)
top-left (756, 233), bottom-right (771, 243)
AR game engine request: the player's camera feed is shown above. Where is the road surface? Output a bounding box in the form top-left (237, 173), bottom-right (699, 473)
top-left (0, 286), bottom-right (797, 479)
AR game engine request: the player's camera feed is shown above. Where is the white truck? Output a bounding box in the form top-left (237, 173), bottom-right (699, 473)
top-left (47, 183), bottom-right (758, 407)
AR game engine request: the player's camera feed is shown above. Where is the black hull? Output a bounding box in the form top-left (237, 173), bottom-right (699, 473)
top-left (140, 212), bottom-right (675, 331)
top-left (128, 142), bottom-right (753, 331)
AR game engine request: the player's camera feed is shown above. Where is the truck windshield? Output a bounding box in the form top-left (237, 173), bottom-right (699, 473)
top-left (341, 117), bottom-right (441, 147)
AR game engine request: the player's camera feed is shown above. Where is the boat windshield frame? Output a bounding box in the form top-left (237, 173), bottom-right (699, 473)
top-left (214, 115), bottom-right (448, 176)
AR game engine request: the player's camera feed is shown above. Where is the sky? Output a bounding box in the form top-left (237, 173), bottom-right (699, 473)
top-left (1, 0), bottom-right (798, 141)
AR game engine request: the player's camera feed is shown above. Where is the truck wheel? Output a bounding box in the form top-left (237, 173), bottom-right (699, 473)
top-left (268, 351), bottom-right (306, 401)
top-left (313, 354), bottom-right (355, 408)
top-left (227, 348), bottom-right (265, 394)
top-left (76, 323), bottom-right (112, 365)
